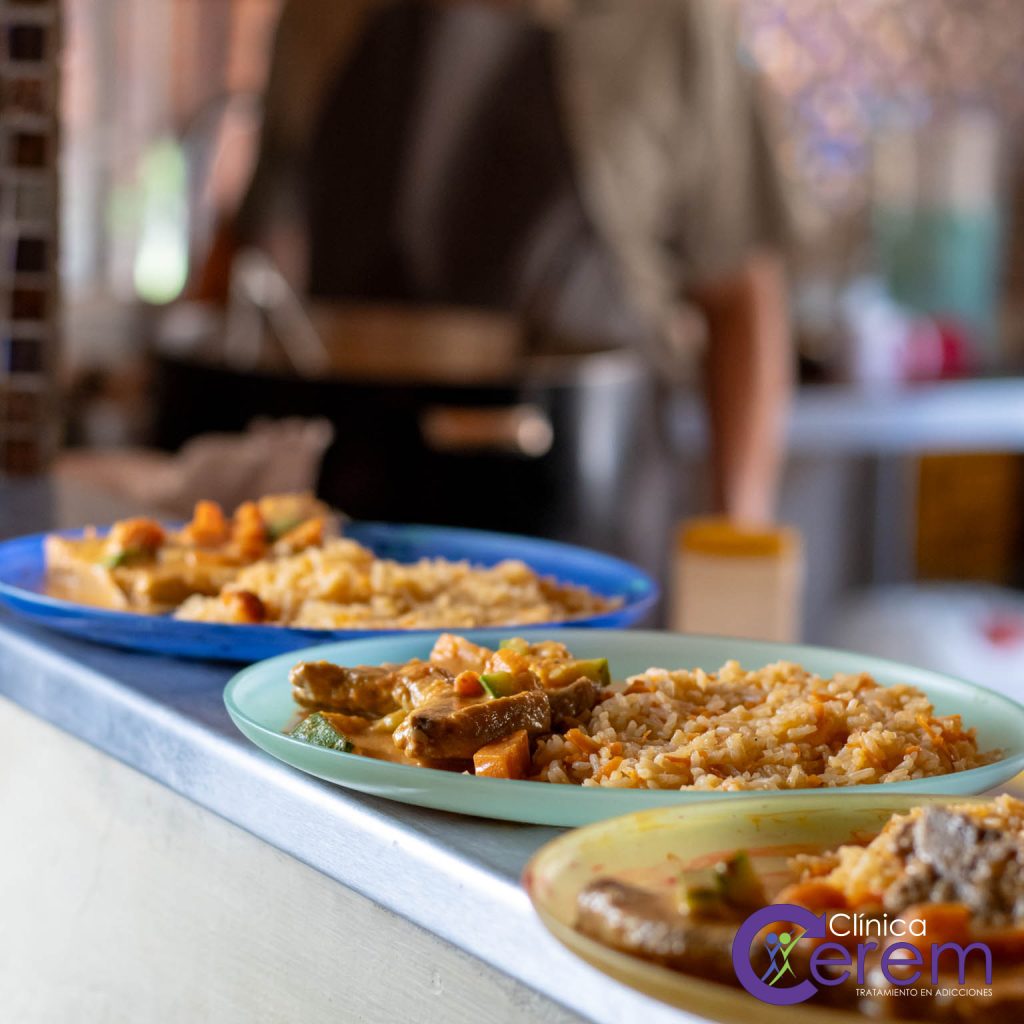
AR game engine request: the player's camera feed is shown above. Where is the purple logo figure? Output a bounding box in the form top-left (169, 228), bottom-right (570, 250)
top-left (732, 904), bottom-right (827, 1006)
top-left (762, 928), bottom-right (804, 986)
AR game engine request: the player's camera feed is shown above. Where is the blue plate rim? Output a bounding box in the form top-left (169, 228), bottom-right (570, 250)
top-left (223, 627), bottom-right (1024, 798)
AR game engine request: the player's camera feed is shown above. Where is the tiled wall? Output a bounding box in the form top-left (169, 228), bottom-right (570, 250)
top-left (0, 0), bottom-right (59, 474)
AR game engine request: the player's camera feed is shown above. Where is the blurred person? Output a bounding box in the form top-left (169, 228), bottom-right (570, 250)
top-left (196, 0), bottom-right (793, 525)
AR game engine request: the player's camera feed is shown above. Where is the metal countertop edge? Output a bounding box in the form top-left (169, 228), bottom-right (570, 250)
top-left (0, 625), bottom-right (696, 1024)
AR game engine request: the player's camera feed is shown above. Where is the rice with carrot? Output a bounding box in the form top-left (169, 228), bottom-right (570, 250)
top-left (176, 538), bottom-right (619, 628)
top-left (790, 794), bottom-right (1024, 911)
top-left (532, 660), bottom-right (996, 790)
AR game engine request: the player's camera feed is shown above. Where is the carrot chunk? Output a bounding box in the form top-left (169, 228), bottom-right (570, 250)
top-left (232, 501), bottom-right (268, 560)
top-left (776, 880), bottom-right (847, 912)
top-left (454, 671), bottom-right (485, 698)
top-left (473, 729), bottom-right (531, 779)
top-left (224, 589), bottom-right (266, 624)
top-left (109, 517), bottom-right (165, 553)
top-left (184, 500), bottom-right (228, 546)
top-left (900, 903), bottom-right (970, 949)
top-left (275, 517), bottom-right (323, 553)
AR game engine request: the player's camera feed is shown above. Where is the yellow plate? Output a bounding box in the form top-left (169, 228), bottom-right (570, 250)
top-left (523, 792), bottom-right (986, 1023)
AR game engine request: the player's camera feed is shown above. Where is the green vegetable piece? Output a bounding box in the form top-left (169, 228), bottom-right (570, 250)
top-left (290, 712), bottom-right (353, 753)
top-left (479, 671), bottom-right (516, 698)
top-left (548, 658), bottom-right (611, 688)
top-left (498, 637), bottom-right (530, 654)
top-left (267, 516), bottom-right (304, 542)
top-left (101, 547), bottom-right (145, 569)
top-left (684, 886), bottom-right (727, 919)
top-left (714, 851), bottom-right (766, 911)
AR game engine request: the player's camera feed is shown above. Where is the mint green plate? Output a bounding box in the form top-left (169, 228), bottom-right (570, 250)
top-left (223, 629), bottom-right (1024, 826)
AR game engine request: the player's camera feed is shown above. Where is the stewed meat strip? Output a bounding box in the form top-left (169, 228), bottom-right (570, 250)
top-left (575, 880), bottom-right (738, 983)
top-left (290, 662), bottom-right (399, 715)
top-left (394, 689), bottom-right (551, 760)
top-left (546, 677), bottom-right (598, 729)
top-left (393, 660), bottom-right (457, 707)
top-left (290, 659), bottom-right (451, 716)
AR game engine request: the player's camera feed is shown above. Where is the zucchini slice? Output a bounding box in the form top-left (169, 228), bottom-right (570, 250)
top-left (290, 711), bottom-right (354, 753)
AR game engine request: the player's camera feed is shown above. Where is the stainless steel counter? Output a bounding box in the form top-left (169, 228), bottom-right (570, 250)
top-left (0, 479), bottom-right (692, 1024)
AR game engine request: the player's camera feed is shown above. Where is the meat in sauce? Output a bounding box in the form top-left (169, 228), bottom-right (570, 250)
top-left (576, 879), bottom-right (739, 984)
top-left (286, 634), bottom-right (609, 778)
top-left (394, 689), bottom-right (551, 760)
top-left (885, 807), bottom-right (1024, 926)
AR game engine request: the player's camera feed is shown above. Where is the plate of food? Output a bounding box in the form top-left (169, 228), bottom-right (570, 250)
top-left (223, 629), bottom-right (1024, 825)
top-left (0, 494), bottom-right (656, 659)
top-left (524, 791), bottom-right (1024, 1022)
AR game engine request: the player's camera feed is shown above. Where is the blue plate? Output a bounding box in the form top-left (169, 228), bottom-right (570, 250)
top-left (225, 629), bottom-right (1024, 826)
top-left (0, 522), bottom-right (658, 660)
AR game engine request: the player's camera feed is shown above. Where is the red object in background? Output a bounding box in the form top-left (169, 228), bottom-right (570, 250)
top-left (933, 319), bottom-right (975, 378)
top-left (904, 317), bottom-right (975, 381)
top-left (982, 613), bottom-right (1024, 648)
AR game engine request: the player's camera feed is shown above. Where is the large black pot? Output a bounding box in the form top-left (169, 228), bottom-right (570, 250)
top-left (152, 348), bottom-right (671, 572)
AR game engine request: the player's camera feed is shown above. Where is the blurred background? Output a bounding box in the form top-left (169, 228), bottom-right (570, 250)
top-left (4, 0), bottom-right (1024, 682)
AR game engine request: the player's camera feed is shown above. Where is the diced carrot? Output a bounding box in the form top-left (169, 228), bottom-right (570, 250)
top-left (975, 924), bottom-right (1024, 959)
top-left (224, 589), bottom-right (266, 624)
top-left (184, 500), bottom-right (228, 546)
top-left (276, 517), bottom-right (323, 552)
top-left (899, 903), bottom-right (970, 949)
top-left (233, 501), bottom-right (268, 560)
top-left (596, 756), bottom-right (624, 779)
top-left (624, 680), bottom-right (653, 695)
top-left (490, 648), bottom-right (530, 676)
top-left (566, 728), bottom-right (601, 755)
top-left (775, 880), bottom-right (847, 912)
top-left (109, 517), bottom-right (165, 553)
top-left (473, 729), bottom-right (531, 779)
top-left (454, 671), bottom-right (485, 698)
top-left (850, 893), bottom-right (885, 909)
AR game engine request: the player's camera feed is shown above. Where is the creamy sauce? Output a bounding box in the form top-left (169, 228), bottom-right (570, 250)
top-left (47, 568), bottom-right (129, 610)
top-left (351, 730), bottom-right (420, 765)
top-left (351, 729), bottom-right (470, 771)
